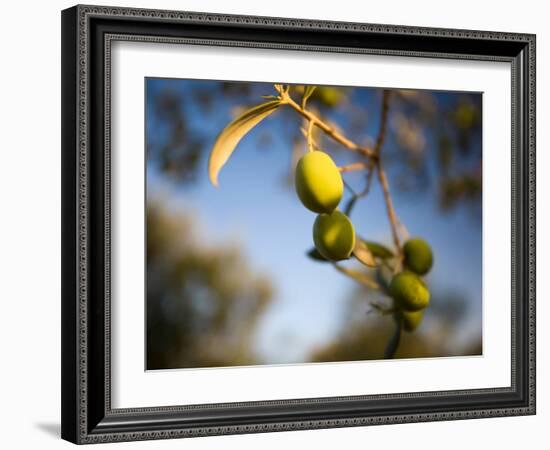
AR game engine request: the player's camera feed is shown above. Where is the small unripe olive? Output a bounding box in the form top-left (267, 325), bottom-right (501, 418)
top-left (390, 271), bottom-right (430, 312)
top-left (295, 151), bottom-right (343, 214)
top-left (315, 87), bottom-right (344, 107)
top-left (401, 309), bottom-right (425, 332)
top-left (403, 238), bottom-right (433, 275)
top-left (313, 210), bottom-right (356, 261)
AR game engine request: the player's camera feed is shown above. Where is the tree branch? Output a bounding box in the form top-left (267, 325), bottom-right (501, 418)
top-left (374, 90), bottom-right (391, 155)
top-left (373, 90), bottom-right (402, 258)
top-left (377, 165), bottom-right (402, 256)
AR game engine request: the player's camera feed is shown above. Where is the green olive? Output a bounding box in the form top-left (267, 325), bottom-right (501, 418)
top-left (313, 210), bottom-right (356, 261)
top-left (295, 151), bottom-right (343, 214)
top-left (455, 103), bottom-right (477, 129)
top-left (314, 87), bottom-right (344, 107)
top-left (400, 309), bottom-right (425, 332)
top-left (390, 271), bottom-right (430, 312)
top-left (403, 238), bottom-right (433, 275)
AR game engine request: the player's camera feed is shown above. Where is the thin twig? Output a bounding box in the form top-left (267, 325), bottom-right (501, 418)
top-left (359, 164), bottom-right (375, 197)
top-left (377, 165), bottom-right (401, 256)
top-left (339, 161), bottom-right (370, 173)
top-left (282, 93), bottom-right (375, 159)
top-left (374, 90), bottom-right (391, 155)
top-left (373, 90), bottom-right (402, 258)
top-left (306, 119), bottom-right (315, 153)
top-left (343, 162), bottom-right (375, 216)
top-left (343, 179), bottom-right (357, 196)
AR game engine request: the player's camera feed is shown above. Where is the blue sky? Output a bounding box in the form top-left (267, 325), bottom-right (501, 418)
top-left (146, 78), bottom-right (482, 363)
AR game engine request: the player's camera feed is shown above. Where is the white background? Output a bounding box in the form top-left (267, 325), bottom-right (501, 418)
top-left (0, 0), bottom-right (546, 449)
top-left (113, 42), bottom-right (511, 408)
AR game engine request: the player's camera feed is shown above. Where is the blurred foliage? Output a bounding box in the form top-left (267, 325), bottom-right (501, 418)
top-left (147, 90), bottom-right (204, 183)
top-left (390, 90), bottom-right (482, 215)
top-left (147, 193), bottom-right (481, 367)
top-left (147, 199), bottom-right (273, 369)
top-left (310, 283), bottom-right (481, 361)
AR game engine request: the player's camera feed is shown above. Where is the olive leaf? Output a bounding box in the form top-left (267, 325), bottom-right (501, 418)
top-left (334, 264), bottom-right (379, 289)
top-left (306, 247), bottom-right (330, 262)
top-left (208, 100), bottom-right (283, 186)
top-left (368, 300), bottom-right (395, 315)
top-left (375, 266), bottom-right (393, 295)
top-left (361, 240), bottom-right (394, 259)
top-left (353, 239), bottom-right (377, 267)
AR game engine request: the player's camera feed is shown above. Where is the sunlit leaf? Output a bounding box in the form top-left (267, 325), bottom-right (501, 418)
top-left (362, 240), bottom-right (394, 259)
top-left (208, 100), bottom-right (282, 186)
top-left (353, 240), bottom-right (377, 267)
top-left (334, 265), bottom-right (379, 289)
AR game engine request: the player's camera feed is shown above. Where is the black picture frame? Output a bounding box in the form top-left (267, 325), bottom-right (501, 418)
top-left (61, 4), bottom-right (536, 444)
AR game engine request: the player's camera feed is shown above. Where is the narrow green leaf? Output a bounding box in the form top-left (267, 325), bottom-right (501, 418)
top-left (334, 265), bottom-right (379, 289)
top-left (375, 266), bottom-right (392, 295)
top-left (362, 240), bottom-right (394, 259)
top-left (356, 236), bottom-right (395, 259)
top-left (353, 240), bottom-right (377, 267)
top-left (369, 301), bottom-right (395, 315)
top-left (208, 100), bottom-right (282, 186)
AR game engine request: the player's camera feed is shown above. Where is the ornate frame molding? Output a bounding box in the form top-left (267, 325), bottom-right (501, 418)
top-left (61, 4), bottom-right (536, 444)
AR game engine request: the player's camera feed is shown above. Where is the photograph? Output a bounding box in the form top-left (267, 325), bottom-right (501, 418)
top-left (145, 79), bottom-right (483, 370)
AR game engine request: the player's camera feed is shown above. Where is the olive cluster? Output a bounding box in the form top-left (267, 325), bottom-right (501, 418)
top-left (390, 238), bottom-right (433, 332)
top-left (295, 150), bottom-right (434, 333)
top-left (295, 151), bottom-right (355, 261)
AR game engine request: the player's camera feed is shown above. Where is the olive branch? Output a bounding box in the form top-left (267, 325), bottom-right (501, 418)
top-left (207, 84), bottom-right (433, 359)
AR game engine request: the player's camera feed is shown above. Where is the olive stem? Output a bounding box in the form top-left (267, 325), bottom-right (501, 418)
top-left (306, 119), bottom-right (315, 153)
top-left (374, 90), bottom-right (391, 155)
top-left (372, 90), bottom-right (403, 261)
top-left (282, 92), bottom-right (375, 159)
top-left (343, 179), bottom-right (357, 196)
top-left (339, 161), bottom-right (370, 173)
top-left (377, 165), bottom-right (402, 258)
top-left (384, 314), bottom-right (402, 359)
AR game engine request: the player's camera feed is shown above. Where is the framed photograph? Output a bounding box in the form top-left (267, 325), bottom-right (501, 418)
top-left (61, 4), bottom-right (536, 444)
